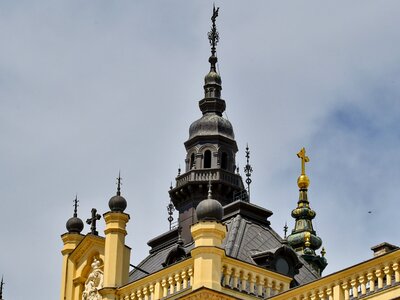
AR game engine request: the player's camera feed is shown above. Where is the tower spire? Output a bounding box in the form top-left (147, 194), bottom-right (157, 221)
top-left (287, 147), bottom-right (327, 275)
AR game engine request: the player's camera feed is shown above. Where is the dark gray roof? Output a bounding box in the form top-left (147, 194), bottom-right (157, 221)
top-left (129, 201), bottom-right (319, 285)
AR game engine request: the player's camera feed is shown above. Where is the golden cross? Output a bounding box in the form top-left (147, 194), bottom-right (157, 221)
top-left (297, 147), bottom-right (310, 175)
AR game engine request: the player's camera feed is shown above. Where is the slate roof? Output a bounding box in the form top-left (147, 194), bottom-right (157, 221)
top-left (129, 200), bottom-right (320, 285)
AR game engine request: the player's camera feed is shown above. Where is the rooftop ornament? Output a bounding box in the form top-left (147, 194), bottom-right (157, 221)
top-left (86, 208), bottom-right (101, 235)
top-left (244, 144), bottom-right (253, 200)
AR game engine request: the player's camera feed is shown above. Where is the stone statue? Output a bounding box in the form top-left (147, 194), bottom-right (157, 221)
top-left (82, 257), bottom-right (104, 300)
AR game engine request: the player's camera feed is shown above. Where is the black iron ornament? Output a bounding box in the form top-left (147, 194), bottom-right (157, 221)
top-left (208, 5), bottom-right (220, 57)
top-left (73, 195), bottom-right (79, 217)
top-left (116, 171), bottom-right (122, 196)
top-left (244, 144), bottom-right (253, 200)
top-left (86, 208), bottom-right (101, 235)
top-left (167, 200), bottom-right (175, 230)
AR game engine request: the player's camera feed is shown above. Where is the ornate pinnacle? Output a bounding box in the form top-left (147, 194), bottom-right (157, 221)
top-left (208, 5), bottom-right (220, 57)
top-left (116, 171), bottom-right (122, 196)
top-left (244, 144), bottom-right (253, 200)
top-left (297, 147), bottom-right (310, 189)
top-left (207, 5), bottom-right (220, 71)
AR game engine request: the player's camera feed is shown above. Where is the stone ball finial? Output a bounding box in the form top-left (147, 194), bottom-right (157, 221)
top-left (108, 194), bottom-right (127, 212)
top-left (196, 182), bottom-right (223, 221)
top-left (66, 216), bottom-right (84, 234)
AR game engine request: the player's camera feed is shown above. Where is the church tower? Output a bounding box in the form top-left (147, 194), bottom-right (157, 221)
top-left (169, 6), bottom-right (245, 243)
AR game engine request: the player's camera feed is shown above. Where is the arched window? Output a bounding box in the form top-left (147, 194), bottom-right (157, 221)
top-left (204, 150), bottom-right (211, 168)
top-left (221, 152), bottom-right (228, 170)
top-left (190, 153), bottom-right (195, 169)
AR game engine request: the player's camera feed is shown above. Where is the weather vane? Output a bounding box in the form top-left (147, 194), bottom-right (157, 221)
top-left (208, 4), bottom-right (220, 58)
top-left (244, 144), bottom-right (253, 200)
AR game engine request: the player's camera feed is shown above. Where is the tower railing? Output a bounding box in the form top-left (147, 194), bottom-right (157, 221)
top-left (175, 168), bottom-right (243, 188)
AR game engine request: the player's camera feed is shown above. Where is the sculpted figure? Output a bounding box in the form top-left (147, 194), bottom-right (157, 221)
top-left (82, 257), bottom-right (104, 300)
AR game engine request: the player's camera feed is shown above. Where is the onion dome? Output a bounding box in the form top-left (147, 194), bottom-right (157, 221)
top-left (108, 173), bottom-right (127, 212)
top-left (196, 181), bottom-right (223, 222)
top-left (66, 196), bottom-right (84, 234)
top-left (189, 114), bottom-right (234, 140)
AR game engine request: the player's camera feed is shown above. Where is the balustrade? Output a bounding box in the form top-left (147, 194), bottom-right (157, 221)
top-left (270, 249), bottom-right (400, 300)
top-left (117, 259), bottom-right (193, 300)
top-left (221, 257), bottom-right (291, 298)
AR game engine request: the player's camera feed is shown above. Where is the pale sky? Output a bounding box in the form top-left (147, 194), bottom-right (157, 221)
top-left (1, 1), bottom-right (400, 299)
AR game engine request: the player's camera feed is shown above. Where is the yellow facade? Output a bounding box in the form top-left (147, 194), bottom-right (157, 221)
top-left (61, 211), bottom-right (400, 300)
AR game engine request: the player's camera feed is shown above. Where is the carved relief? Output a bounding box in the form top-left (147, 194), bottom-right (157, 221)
top-left (82, 257), bottom-right (103, 300)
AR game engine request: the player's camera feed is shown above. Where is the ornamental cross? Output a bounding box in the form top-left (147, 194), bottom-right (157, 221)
top-left (297, 147), bottom-right (309, 175)
top-left (87, 208), bottom-right (101, 235)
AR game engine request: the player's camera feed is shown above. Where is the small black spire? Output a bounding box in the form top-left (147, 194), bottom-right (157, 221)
top-left (86, 208), bottom-right (101, 235)
top-left (117, 171), bottom-right (121, 196)
top-left (244, 144), bottom-right (253, 200)
top-left (0, 276), bottom-right (4, 299)
top-left (66, 195), bottom-right (84, 234)
top-left (73, 194), bottom-right (78, 217)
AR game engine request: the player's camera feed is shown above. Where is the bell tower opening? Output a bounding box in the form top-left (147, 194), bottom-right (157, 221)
top-left (204, 150), bottom-right (212, 168)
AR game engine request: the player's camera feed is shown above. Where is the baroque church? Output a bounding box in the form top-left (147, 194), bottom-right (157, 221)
top-left (60, 7), bottom-right (400, 300)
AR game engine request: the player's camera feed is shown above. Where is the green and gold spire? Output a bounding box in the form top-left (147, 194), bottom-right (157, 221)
top-left (287, 148), bottom-right (327, 275)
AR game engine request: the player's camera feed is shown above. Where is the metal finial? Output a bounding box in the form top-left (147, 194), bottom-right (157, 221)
top-left (177, 166), bottom-right (181, 176)
top-left (321, 247), bottom-right (326, 257)
top-left (73, 195), bottom-right (79, 218)
top-left (86, 208), bottom-right (101, 235)
top-left (207, 4), bottom-right (220, 71)
top-left (208, 178), bottom-right (213, 199)
top-left (244, 144), bottom-right (253, 200)
top-left (116, 171), bottom-right (122, 196)
top-left (283, 222), bottom-right (288, 239)
top-left (167, 200), bottom-right (175, 230)
top-left (0, 276), bottom-right (4, 299)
